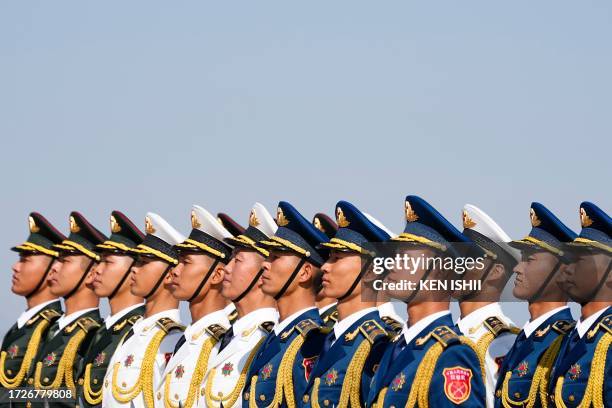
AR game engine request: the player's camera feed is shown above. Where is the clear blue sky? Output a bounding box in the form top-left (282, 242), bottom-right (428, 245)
top-left (1, 1), bottom-right (610, 330)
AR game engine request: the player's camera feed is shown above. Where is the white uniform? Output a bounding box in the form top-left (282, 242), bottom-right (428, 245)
top-left (198, 307), bottom-right (278, 408)
top-left (154, 309), bottom-right (230, 408)
top-left (102, 309), bottom-right (183, 408)
top-left (456, 303), bottom-right (518, 408)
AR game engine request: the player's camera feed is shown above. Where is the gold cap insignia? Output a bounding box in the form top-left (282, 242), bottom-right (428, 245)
top-left (29, 216), bottom-right (40, 233)
top-left (69, 216), bottom-right (81, 233)
top-left (405, 201), bottom-right (419, 222)
top-left (276, 207), bottom-right (289, 227)
top-left (249, 210), bottom-right (260, 227)
top-left (145, 216), bottom-right (156, 234)
top-left (191, 210), bottom-right (202, 229)
top-left (313, 217), bottom-right (324, 232)
top-left (580, 207), bottom-right (593, 228)
top-left (110, 215), bottom-right (121, 233)
top-left (462, 210), bottom-right (476, 229)
top-left (530, 208), bottom-right (541, 227)
top-left (336, 207), bottom-right (350, 228)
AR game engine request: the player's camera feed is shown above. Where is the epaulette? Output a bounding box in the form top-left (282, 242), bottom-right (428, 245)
top-left (156, 318), bottom-right (185, 334)
top-left (429, 326), bottom-right (461, 348)
top-left (586, 314), bottom-right (612, 339)
top-left (483, 316), bottom-right (517, 337)
top-left (259, 321), bottom-right (275, 334)
top-left (113, 315), bottom-right (142, 332)
top-left (358, 320), bottom-right (389, 345)
top-left (323, 310), bottom-right (338, 324)
top-left (205, 324), bottom-right (228, 341)
top-left (73, 317), bottom-right (101, 333)
top-left (35, 309), bottom-right (62, 324)
top-left (295, 319), bottom-right (322, 338)
top-left (551, 320), bottom-right (575, 335)
top-left (381, 316), bottom-right (403, 334)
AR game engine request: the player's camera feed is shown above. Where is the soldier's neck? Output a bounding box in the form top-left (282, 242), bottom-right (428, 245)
top-left (235, 290), bottom-right (276, 318)
top-left (337, 295), bottom-right (376, 321)
top-left (580, 301), bottom-right (612, 321)
top-left (315, 296), bottom-right (336, 310)
top-left (26, 288), bottom-right (58, 310)
top-left (144, 291), bottom-right (179, 318)
top-left (276, 289), bottom-right (316, 322)
top-left (64, 290), bottom-right (99, 316)
top-left (407, 301), bottom-right (449, 326)
top-left (189, 289), bottom-right (227, 322)
top-left (108, 290), bottom-right (144, 316)
top-left (459, 301), bottom-right (494, 319)
top-left (527, 301), bottom-right (566, 321)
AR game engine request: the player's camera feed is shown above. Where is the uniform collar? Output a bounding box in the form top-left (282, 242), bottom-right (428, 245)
top-left (523, 306), bottom-right (568, 338)
top-left (224, 303), bottom-right (236, 316)
top-left (274, 307), bottom-right (317, 335)
top-left (576, 306), bottom-right (610, 338)
top-left (17, 299), bottom-right (59, 329)
top-left (232, 307), bottom-right (278, 337)
top-left (104, 303), bottom-right (144, 329)
top-left (57, 307), bottom-right (98, 332)
top-left (403, 310), bottom-right (451, 345)
top-left (456, 303), bottom-right (509, 335)
top-left (132, 308), bottom-right (180, 334)
top-left (318, 302), bottom-right (337, 315)
top-left (333, 307), bottom-right (378, 340)
top-left (185, 309), bottom-right (230, 341)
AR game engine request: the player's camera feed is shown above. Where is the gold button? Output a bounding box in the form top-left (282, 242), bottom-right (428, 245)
top-left (7, 370), bottom-right (12, 375)
top-left (201, 388), bottom-right (205, 396)
top-left (43, 377), bottom-right (49, 382)
top-left (78, 378), bottom-right (84, 385)
top-left (569, 395), bottom-right (575, 402)
top-left (495, 390), bottom-right (501, 398)
top-left (175, 394), bottom-right (179, 400)
top-left (303, 395), bottom-right (310, 403)
top-left (93, 378), bottom-right (98, 384)
top-left (105, 380), bottom-right (109, 388)
top-left (157, 392), bottom-right (161, 400)
top-left (514, 392), bottom-right (521, 398)
top-left (244, 392), bottom-right (250, 400)
top-left (218, 392), bottom-right (224, 397)
top-left (28, 378), bottom-right (33, 385)
top-left (260, 394), bottom-right (266, 401)
top-left (324, 400), bottom-right (330, 406)
top-left (390, 406), bottom-right (396, 408)
top-left (122, 382), bottom-right (127, 387)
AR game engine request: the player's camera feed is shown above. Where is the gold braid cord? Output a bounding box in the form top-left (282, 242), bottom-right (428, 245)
top-left (554, 332), bottom-right (611, 408)
top-left (33, 328), bottom-right (87, 392)
top-left (205, 337), bottom-right (265, 408)
top-left (111, 329), bottom-right (166, 406)
top-left (372, 387), bottom-right (389, 408)
top-left (83, 363), bottom-right (103, 405)
top-left (0, 318), bottom-right (50, 388)
top-left (163, 336), bottom-right (218, 408)
top-left (311, 339), bottom-right (372, 408)
top-left (500, 335), bottom-right (564, 408)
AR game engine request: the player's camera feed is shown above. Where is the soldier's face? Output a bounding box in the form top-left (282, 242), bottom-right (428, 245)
top-left (130, 257), bottom-right (171, 297)
top-left (512, 250), bottom-right (563, 300)
top-left (563, 251), bottom-right (611, 302)
top-left (11, 253), bottom-right (54, 296)
top-left (47, 254), bottom-right (92, 297)
top-left (221, 248), bottom-right (264, 300)
top-left (92, 253), bottom-right (135, 298)
top-left (261, 250), bottom-right (304, 296)
top-left (170, 253), bottom-right (220, 300)
top-left (320, 250), bottom-right (362, 299)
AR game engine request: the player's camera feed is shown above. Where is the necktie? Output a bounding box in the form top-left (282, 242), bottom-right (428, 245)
top-left (173, 334), bottom-right (187, 355)
top-left (392, 336), bottom-right (407, 360)
top-left (322, 332), bottom-right (336, 355)
top-left (218, 327), bottom-right (234, 351)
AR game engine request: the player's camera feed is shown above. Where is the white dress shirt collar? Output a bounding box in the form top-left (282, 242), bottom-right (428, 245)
top-left (333, 307), bottom-right (378, 341)
top-left (274, 307), bottom-right (317, 335)
top-left (523, 306), bottom-right (568, 338)
top-left (457, 303), bottom-right (508, 335)
top-left (318, 302), bottom-right (337, 315)
top-left (57, 307), bottom-right (98, 332)
top-left (104, 303), bottom-right (144, 329)
top-left (17, 299), bottom-right (59, 329)
top-left (403, 310), bottom-right (451, 345)
top-left (576, 306), bottom-right (610, 338)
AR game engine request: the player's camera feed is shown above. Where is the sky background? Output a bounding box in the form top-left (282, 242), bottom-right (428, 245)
top-left (1, 1), bottom-right (610, 333)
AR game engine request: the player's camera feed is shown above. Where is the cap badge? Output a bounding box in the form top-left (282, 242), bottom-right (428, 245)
top-left (191, 210), bottom-right (202, 229)
top-left (580, 207), bottom-right (593, 228)
top-left (110, 215), bottom-right (121, 233)
top-left (145, 216), bottom-right (156, 234)
top-left (336, 207), bottom-right (350, 227)
top-left (530, 208), bottom-right (541, 227)
top-left (69, 216), bottom-right (81, 233)
top-left (29, 216), bottom-right (40, 233)
top-left (462, 210), bottom-right (477, 229)
top-left (249, 210), bottom-right (260, 227)
top-left (313, 217), bottom-right (324, 232)
top-left (405, 201), bottom-right (419, 222)
top-left (276, 207), bottom-right (289, 226)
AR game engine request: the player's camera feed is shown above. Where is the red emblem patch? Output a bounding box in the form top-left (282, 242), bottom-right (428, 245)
top-left (302, 356), bottom-right (317, 382)
top-left (442, 366), bottom-right (472, 404)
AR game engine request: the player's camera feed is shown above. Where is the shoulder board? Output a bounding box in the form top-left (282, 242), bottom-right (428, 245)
top-left (551, 320), bottom-right (575, 335)
top-left (295, 319), bottom-right (322, 338)
top-left (76, 317), bottom-right (101, 333)
top-left (483, 316), bottom-right (516, 337)
top-left (32, 309), bottom-right (61, 325)
top-left (259, 321), bottom-right (275, 334)
top-left (430, 325), bottom-right (461, 348)
top-left (381, 316), bottom-right (403, 333)
top-left (586, 314), bottom-right (612, 339)
top-left (156, 318), bottom-right (185, 334)
top-left (358, 319), bottom-right (389, 345)
top-left (112, 315), bottom-right (142, 332)
top-left (205, 324), bottom-right (228, 341)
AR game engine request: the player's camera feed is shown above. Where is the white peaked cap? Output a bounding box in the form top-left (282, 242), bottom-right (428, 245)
top-left (462, 204), bottom-right (520, 263)
top-left (191, 205), bottom-right (233, 242)
top-left (144, 212), bottom-right (185, 246)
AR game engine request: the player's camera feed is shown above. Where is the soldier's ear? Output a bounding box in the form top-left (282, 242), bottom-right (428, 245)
top-left (210, 262), bottom-right (225, 285)
top-left (297, 261), bottom-right (313, 284)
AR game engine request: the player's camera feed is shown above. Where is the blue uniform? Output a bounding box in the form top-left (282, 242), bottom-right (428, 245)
top-left (243, 308), bottom-right (328, 408)
top-left (368, 313), bottom-right (486, 408)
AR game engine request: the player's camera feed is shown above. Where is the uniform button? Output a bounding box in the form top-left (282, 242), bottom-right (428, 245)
top-left (93, 378), bottom-right (98, 385)
top-left (569, 395), bottom-right (575, 402)
top-left (514, 392), bottom-right (521, 398)
top-left (201, 388), bottom-right (205, 396)
top-left (7, 370), bottom-right (12, 375)
top-left (303, 395), bottom-right (310, 403)
top-left (259, 394), bottom-right (266, 401)
top-left (244, 392), bottom-right (250, 400)
top-left (550, 395), bottom-right (555, 402)
top-left (157, 392), bottom-right (161, 400)
top-left (390, 405), bottom-right (396, 408)
top-left (43, 377), bottom-right (49, 383)
top-left (105, 380), bottom-right (109, 388)
top-left (78, 378), bottom-right (84, 385)
top-left (323, 400), bottom-right (330, 406)
top-left (122, 382), bottom-right (127, 387)
top-left (28, 378), bottom-right (33, 385)
top-left (218, 392), bottom-right (224, 398)
top-left (495, 390), bottom-right (501, 398)
top-left (175, 394), bottom-right (179, 400)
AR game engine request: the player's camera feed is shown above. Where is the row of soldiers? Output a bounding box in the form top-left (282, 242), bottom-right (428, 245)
top-left (0, 196), bottom-right (610, 407)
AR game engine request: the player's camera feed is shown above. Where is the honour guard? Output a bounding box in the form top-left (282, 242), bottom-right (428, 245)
top-left (217, 212), bottom-right (246, 325)
top-left (453, 204), bottom-right (521, 408)
top-left (75, 211), bottom-right (146, 407)
top-left (494, 203), bottom-right (577, 408)
top-left (1, 213), bottom-right (65, 403)
top-left (368, 195), bottom-right (486, 407)
top-left (156, 205), bottom-right (234, 408)
top-left (27, 212), bottom-right (106, 407)
top-left (243, 201), bottom-right (330, 408)
top-left (312, 213), bottom-right (339, 328)
top-left (102, 213), bottom-right (185, 408)
top-left (302, 201), bottom-right (392, 408)
top-left (549, 202), bottom-right (612, 407)
top-left (199, 203), bottom-right (279, 408)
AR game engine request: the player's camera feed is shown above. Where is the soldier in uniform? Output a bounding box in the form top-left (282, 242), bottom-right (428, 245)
top-left (155, 205), bottom-right (234, 408)
top-left (217, 212), bottom-right (246, 326)
top-left (102, 213), bottom-right (185, 408)
top-left (312, 213), bottom-right (338, 329)
top-left (367, 195), bottom-right (486, 407)
top-left (242, 201), bottom-right (330, 408)
top-left (494, 203), bottom-right (577, 408)
top-left (198, 203), bottom-right (279, 408)
top-left (1, 213), bottom-right (65, 403)
top-left (27, 212), bottom-right (106, 407)
top-left (75, 211), bottom-right (146, 407)
top-left (301, 201), bottom-right (392, 408)
top-left (452, 204), bottom-right (521, 408)
top-left (549, 202), bottom-right (612, 407)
